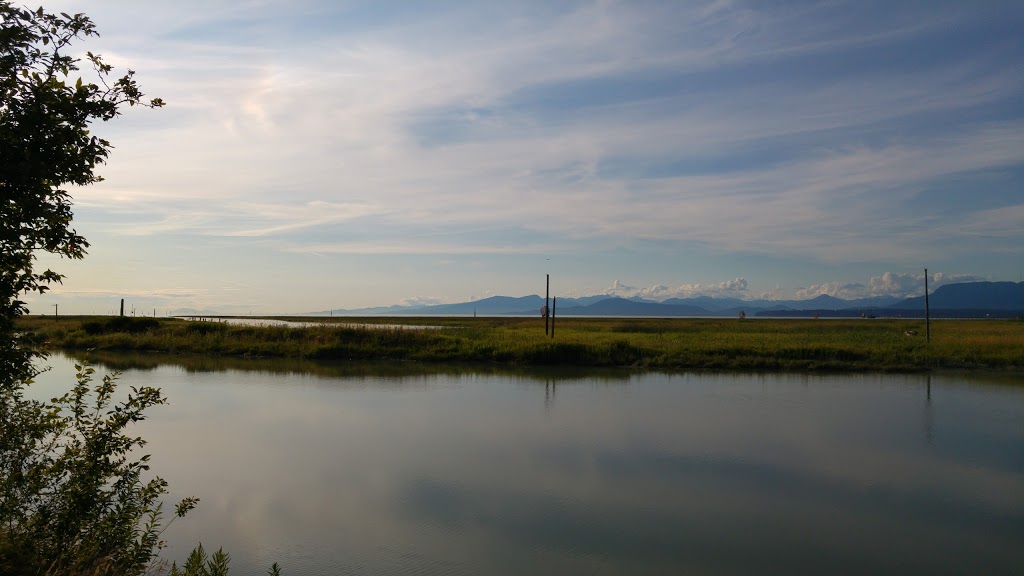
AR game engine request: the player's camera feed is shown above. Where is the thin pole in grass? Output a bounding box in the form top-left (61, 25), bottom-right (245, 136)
top-left (551, 296), bottom-right (556, 339)
top-left (924, 268), bottom-right (931, 343)
top-left (545, 274), bottom-right (550, 335)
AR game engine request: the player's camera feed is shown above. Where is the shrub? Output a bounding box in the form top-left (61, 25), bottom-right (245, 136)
top-left (184, 321), bottom-right (228, 336)
top-left (0, 362), bottom-right (198, 575)
top-left (83, 317), bottom-right (161, 335)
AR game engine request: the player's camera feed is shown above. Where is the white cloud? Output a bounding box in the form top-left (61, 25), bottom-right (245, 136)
top-left (606, 278), bottom-right (748, 300)
top-left (607, 273), bottom-right (992, 302)
top-left (83, 198), bottom-right (384, 238)
top-left (467, 290), bottom-right (495, 302)
top-left (794, 282), bottom-right (869, 300)
top-left (22, 1), bottom-right (1024, 312)
top-left (283, 242), bottom-right (558, 256)
top-left (57, 1), bottom-right (1023, 268)
top-left (867, 273), bottom-right (922, 298)
top-left (797, 272), bottom-right (990, 300)
top-left (398, 296), bottom-right (444, 308)
top-left (957, 204), bottom-right (1024, 240)
top-left (31, 287), bottom-right (207, 300)
top-left (606, 280), bottom-right (638, 295)
top-left (22, 287), bottom-right (214, 315)
top-left (756, 287), bottom-right (786, 301)
top-left (931, 272), bottom-right (986, 285)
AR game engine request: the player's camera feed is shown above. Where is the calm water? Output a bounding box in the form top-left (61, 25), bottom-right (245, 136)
top-left (175, 317), bottom-right (442, 329)
top-left (30, 352), bottom-right (1024, 575)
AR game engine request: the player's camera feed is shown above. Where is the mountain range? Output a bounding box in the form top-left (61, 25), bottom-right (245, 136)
top-left (313, 281), bottom-right (1024, 318)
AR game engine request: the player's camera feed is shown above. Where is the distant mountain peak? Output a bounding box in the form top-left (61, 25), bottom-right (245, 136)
top-left (307, 280), bottom-right (1022, 317)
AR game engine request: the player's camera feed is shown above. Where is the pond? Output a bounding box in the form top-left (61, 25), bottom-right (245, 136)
top-left (29, 352), bottom-right (1024, 575)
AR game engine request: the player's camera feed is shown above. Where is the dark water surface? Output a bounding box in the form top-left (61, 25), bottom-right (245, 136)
top-left (31, 353), bottom-right (1024, 575)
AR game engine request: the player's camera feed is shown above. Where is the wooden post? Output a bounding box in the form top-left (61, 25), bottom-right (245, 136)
top-left (120, 298), bottom-right (124, 317)
top-left (551, 296), bottom-right (556, 338)
top-left (924, 268), bottom-right (930, 343)
top-left (545, 274), bottom-right (550, 335)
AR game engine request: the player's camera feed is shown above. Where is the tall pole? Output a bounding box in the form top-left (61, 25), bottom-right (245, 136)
top-left (545, 274), bottom-right (550, 335)
top-left (551, 296), bottom-right (556, 339)
top-left (120, 298), bottom-right (124, 317)
top-left (924, 268), bottom-right (930, 343)
top-left (53, 304), bottom-right (58, 322)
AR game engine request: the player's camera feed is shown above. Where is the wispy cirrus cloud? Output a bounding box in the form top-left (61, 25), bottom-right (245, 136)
top-left (78, 1), bottom-right (1024, 258)
top-left (284, 241), bottom-right (560, 256)
top-left (79, 199), bottom-right (383, 238)
top-left (32, 0), bottom-right (1024, 311)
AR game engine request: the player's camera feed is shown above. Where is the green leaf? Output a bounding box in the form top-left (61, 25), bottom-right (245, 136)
top-left (0, 4), bottom-right (171, 574)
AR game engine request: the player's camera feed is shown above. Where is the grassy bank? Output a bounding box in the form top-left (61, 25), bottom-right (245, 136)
top-left (17, 315), bottom-right (1024, 372)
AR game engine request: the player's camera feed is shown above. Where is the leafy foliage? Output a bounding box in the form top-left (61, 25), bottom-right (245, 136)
top-left (0, 4), bottom-right (197, 575)
top-left (169, 543), bottom-right (230, 576)
top-left (82, 316), bottom-right (161, 335)
top-left (1, 3), bottom-right (163, 358)
top-left (1, 5), bottom-right (285, 573)
top-left (0, 363), bottom-right (198, 575)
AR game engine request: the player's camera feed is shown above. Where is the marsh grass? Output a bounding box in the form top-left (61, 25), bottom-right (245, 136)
top-left (16, 315), bottom-right (1024, 372)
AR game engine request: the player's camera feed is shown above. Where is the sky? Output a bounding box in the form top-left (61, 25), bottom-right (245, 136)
top-left (23, 0), bottom-right (1024, 314)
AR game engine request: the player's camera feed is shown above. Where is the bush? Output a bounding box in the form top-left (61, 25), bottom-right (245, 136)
top-left (0, 3), bottom-right (278, 573)
top-left (83, 317), bottom-right (161, 335)
top-left (168, 545), bottom-right (282, 576)
top-left (184, 321), bottom-right (228, 336)
top-left (0, 362), bottom-right (198, 575)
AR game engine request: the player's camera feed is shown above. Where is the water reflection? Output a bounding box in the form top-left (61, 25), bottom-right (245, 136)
top-left (30, 353), bottom-right (1024, 575)
top-left (178, 317), bottom-right (443, 330)
top-left (82, 349), bottom-right (641, 383)
top-left (925, 374), bottom-right (934, 444)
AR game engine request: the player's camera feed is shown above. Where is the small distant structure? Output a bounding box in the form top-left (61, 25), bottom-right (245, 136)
top-left (813, 311), bottom-right (820, 319)
top-left (738, 310), bottom-right (746, 319)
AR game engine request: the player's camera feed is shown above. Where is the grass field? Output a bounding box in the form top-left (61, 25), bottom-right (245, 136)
top-left (16, 315), bottom-right (1024, 372)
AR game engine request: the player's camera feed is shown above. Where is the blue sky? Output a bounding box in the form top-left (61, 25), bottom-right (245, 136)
top-left (26, 0), bottom-right (1024, 314)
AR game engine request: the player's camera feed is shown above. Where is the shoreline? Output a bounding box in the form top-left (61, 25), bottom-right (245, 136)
top-left (18, 315), bottom-right (1024, 375)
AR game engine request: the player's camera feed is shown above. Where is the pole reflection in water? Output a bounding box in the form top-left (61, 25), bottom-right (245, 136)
top-left (924, 374), bottom-right (934, 445)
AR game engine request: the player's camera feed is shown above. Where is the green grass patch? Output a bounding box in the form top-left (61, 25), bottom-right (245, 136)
top-left (15, 315), bottom-right (1024, 373)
